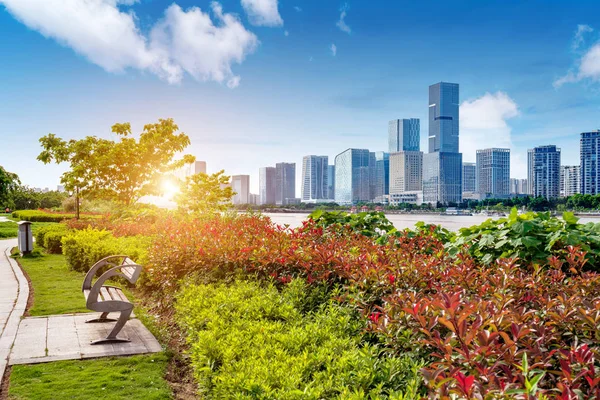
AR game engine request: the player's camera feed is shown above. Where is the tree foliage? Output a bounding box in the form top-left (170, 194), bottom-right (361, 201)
top-left (0, 166), bottom-right (20, 208)
top-left (175, 170), bottom-right (234, 214)
top-left (37, 118), bottom-right (194, 205)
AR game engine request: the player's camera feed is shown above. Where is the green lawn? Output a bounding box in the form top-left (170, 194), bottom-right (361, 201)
top-left (9, 250), bottom-right (172, 399)
top-left (0, 220), bottom-right (61, 239)
top-left (8, 354), bottom-right (171, 400)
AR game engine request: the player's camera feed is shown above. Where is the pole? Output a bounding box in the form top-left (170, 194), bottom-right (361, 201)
top-left (76, 186), bottom-right (80, 220)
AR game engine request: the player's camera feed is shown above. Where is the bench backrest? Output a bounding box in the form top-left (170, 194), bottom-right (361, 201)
top-left (82, 255), bottom-right (143, 294)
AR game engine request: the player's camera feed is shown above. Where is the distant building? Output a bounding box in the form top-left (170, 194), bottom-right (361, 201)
top-left (374, 152), bottom-right (390, 199)
top-left (259, 167), bottom-right (276, 205)
top-left (176, 160), bottom-right (207, 181)
top-left (231, 175), bottom-right (250, 205)
top-left (334, 148), bottom-right (373, 204)
top-left (388, 119), bottom-right (420, 153)
top-left (580, 130), bottom-right (600, 195)
top-left (527, 149), bottom-right (535, 195)
top-left (389, 191), bottom-right (423, 206)
top-left (476, 148), bottom-right (510, 198)
top-left (249, 193), bottom-right (260, 205)
top-left (57, 185), bottom-right (65, 193)
top-left (462, 162), bottom-right (476, 194)
top-left (561, 166), bottom-right (580, 197)
top-left (301, 156), bottom-right (329, 203)
top-left (327, 165), bottom-right (335, 200)
top-left (423, 82), bottom-right (462, 205)
top-left (389, 151), bottom-right (423, 194)
top-left (275, 162), bottom-right (296, 205)
top-left (531, 145), bottom-right (561, 199)
top-left (510, 178), bottom-right (528, 195)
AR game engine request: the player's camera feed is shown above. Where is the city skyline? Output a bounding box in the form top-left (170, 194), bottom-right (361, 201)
top-left (1, 1), bottom-right (600, 195)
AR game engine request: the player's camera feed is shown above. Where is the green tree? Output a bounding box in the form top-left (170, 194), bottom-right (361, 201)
top-left (176, 171), bottom-right (235, 214)
top-left (0, 166), bottom-right (20, 209)
top-left (37, 118), bottom-right (194, 206)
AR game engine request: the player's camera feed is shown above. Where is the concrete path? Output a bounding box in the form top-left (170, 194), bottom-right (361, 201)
top-left (0, 239), bottom-right (28, 381)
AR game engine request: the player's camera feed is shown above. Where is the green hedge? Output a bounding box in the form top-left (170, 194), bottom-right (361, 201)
top-left (12, 210), bottom-right (74, 223)
top-left (35, 224), bottom-right (70, 254)
top-left (61, 228), bottom-right (150, 272)
top-left (0, 221), bottom-right (18, 238)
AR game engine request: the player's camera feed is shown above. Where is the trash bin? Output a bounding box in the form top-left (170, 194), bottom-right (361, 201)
top-left (18, 221), bottom-right (33, 254)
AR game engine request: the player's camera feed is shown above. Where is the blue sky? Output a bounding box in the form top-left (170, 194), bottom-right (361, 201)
top-left (1, 0), bottom-right (600, 194)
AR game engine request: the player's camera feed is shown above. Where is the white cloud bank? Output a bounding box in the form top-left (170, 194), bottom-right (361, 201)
top-left (460, 92), bottom-right (526, 178)
top-left (330, 43), bottom-right (337, 56)
top-left (555, 24), bottom-right (600, 88)
top-left (336, 3), bottom-right (351, 34)
top-left (0, 0), bottom-right (259, 87)
top-left (241, 0), bottom-right (283, 27)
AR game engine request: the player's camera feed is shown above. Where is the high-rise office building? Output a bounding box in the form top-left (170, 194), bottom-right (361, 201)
top-left (462, 162), bottom-right (476, 193)
top-left (231, 175), bottom-right (250, 205)
top-left (301, 156), bottom-right (329, 203)
top-left (527, 149), bottom-right (535, 195)
top-left (561, 165), bottom-right (580, 197)
top-left (374, 152), bottom-right (390, 200)
top-left (531, 145), bottom-right (561, 199)
top-left (327, 165), bottom-right (335, 200)
top-left (388, 119), bottom-right (420, 153)
top-left (581, 131), bottom-right (600, 195)
top-left (334, 149), bottom-right (374, 204)
top-left (259, 167), bottom-right (276, 205)
top-left (275, 162), bottom-right (296, 205)
top-left (175, 160), bottom-right (207, 181)
top-left (510, 178), bottom-right (528, 195)
top-left (423, 82), bottom-right (462, 204)
top-left (476, 148), bottom-right (510, 198)
top-left (389, 151), bottom-right (423, 194)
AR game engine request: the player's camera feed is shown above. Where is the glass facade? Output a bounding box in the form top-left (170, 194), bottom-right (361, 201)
top-left (580, 131), bottom-right (600, 195)
top-left (389, 151), bottom-right (423, 193)
top-left (259, 167), bottom-right (276, 205)
top-left (301, 155), bottom-right (329, 203)
top-left (429, 82), bottom-right (459, 153)
top-left (476, 148), bottom-right (510, 198)
top-left (532, 145), bottom-right (561, 199)
top-left (275, 162), bottom-right (296, 205)
top-left (327, 165), bottom-right (335, 200)
top-left (462, 162), bottom-right (476, 193)
top-left (423, 152), bottom-right (463, 205)
top-left (388, 119), bottom-right (420, 153)
top-left (527, 149), bottom-right (535, 195)
top-left (334, 149), bottom-right (373, 204)
top-left (374, 151), bottom-right (390, 199)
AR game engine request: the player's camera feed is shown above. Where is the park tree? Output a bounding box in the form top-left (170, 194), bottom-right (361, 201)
top-left (175, 170), bottom-right (235, 214)
top-left (0, 166), bottom-right (20, 209)
top-left (37, 118), bottom-right (194, 210)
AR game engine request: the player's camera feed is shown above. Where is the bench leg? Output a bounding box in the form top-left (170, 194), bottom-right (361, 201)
top-left (86, 312), bottom-right (117, 323)
top-left (90, 307), bottom-right (133, 345)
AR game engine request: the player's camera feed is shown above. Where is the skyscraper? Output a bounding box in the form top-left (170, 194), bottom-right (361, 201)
top-left (476, 148), bottom-right (510, 198)
top-left (462, 162), bottom-right (476, 194)
top-left (531, 145), bottom-right (561, 199)
top-left (231, 175), bottom-right (250, 205)
top-left (423, 82), bottom-right (462, 205)
top-left (374, 151), bottom-right (390, 200)
top-left (275, 163), bottom-right (296, 205)
top-left (510, 178), bottom-right (528, 195)
top-left (388, 119), bottom-right (420, 153)
top-left (580, 130), bottom-right (600, 195)
top-left (527, 149), bottom-right (535, 195)
top-left (259, 167), bottom-right (276, 205)
top-left (334, 149), bottom-right (373, 204)
top-left (327, 165), bottom-right (335, 200)
top-left (301, 155), bottom-right (329, 203)
top-left (561, 165), bottom-right (580, 197)
top-left (389, 151), bottom-right (423, 193)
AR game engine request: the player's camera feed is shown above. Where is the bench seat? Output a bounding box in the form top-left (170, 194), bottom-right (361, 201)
top-left (83, 286), bottom-right (130, 303)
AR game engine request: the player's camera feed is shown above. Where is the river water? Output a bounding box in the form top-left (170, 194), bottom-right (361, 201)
top-left (264, 212), bottom-right (600, 231)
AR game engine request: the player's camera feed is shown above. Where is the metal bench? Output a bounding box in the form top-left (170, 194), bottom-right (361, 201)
top-left (82, 255), bottom-right (143, 345)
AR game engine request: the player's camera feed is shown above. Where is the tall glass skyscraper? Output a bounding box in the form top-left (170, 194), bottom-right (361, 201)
top-left (327, 165), bottom-right (335, 199)
top-left (580, 131), bottom-right (600, 195)
top-left (531, 145), bottom-right (561, 199)
top-left (334, 149), bottom-right (373, 204)
top-left (462, 162), bottom-right (476, 193)
top-left (388, 119), bottom-right (420, 153)
top-left (231, 175), bottom-right (250, 205)
top-left (301, 155), bottom-right (329, 203)
top-left (275, 162), bottom-right (296, 205)
top-left (259, 167), bottom-right (276, 205)
top-left (476, 148), bottom-right (510, 198)
top-left (423, 82), bottom-right (462, 205)
top-left (374, 151), bottom-right (390, 200)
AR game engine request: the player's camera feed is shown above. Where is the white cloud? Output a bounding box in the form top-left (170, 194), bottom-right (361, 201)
top-left (336, 3), bottom-right (351, 34)
top-left (555, 24), bottom-right (600, 88)
top-left (294, 6), bottom-right (302, 12)
top-left (330, 43), bottom-right (337, 56)
top-left (241, 0), bottom-right (283, 27)
top-left (0, 0), bottom-right (258, 87)
top-left (459, 92), bottom-right (525, 177)
top-left (227, 75), bottom-right (241, 88)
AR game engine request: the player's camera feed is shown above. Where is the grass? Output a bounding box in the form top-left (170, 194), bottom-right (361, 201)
top-left (0, 219), bottom-right (61, 239)
top-left (16, 249), bottom-right (88, 316)
top-left (7, 353), bottom-right (171, 400)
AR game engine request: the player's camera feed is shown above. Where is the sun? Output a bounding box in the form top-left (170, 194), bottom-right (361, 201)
top-left (160, 178), bottom-right (180, 200)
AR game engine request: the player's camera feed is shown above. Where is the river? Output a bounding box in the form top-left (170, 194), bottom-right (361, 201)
top-left (264, 212), bottom-right (600, 231)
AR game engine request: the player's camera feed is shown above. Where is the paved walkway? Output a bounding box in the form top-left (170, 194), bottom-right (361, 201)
top-left (0, 239), bottom-right (28, 380)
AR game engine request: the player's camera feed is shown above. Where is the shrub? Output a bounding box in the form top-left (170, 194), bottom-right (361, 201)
top-left (12, 209), bottom-right (102, 223)
top-left (62, 228), bottom-right (150, 272)
top-left (0, 221), bottom-right (18, 238)
top-left (176, 279), bottom-right (424, 399)
top-left (35, 224), bottom-right (70, 254)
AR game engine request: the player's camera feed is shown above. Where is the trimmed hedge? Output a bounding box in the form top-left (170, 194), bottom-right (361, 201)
top-left (61, 228), bottom-right (150, 272)
top-left (12, 210), bottom-right (101, 223)
top-left (35, 224), bottom-right (70, 254)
